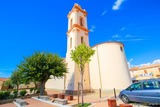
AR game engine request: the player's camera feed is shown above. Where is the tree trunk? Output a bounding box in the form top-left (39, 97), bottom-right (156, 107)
top-left (33, 81), bottom-right (37, 94)
top-left (81, 72), bottom-right (84, 105)
top-left (16, 84), bottom-right (19, 91)
top-left (80, 66), bottom-right (84, 106)
top-left (39, 81), bottom-right (45, 96)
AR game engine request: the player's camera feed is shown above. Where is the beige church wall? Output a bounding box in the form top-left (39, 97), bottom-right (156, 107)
top-left (77, 11), bottom-right (88, 29)
top-left (65, 51), bottom-right (76, 90)
top-left (89, 47), bottom-right (101, 90)
top-left (68, 9), bottom-right (87, 30)
top-left (77, 30), bottom-right (89, 46)
top-left (68, 10), bottom-right (77, 30)
top-left (89, 42), bottom-right (132, 90)
top-left (67, 31), bottom-right (77, 51)
top-left (46, 78), bottom-right (64, 90)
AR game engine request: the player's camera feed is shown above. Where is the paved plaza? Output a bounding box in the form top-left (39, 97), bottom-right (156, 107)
top-left (0, 89), bottom-right (152, 107)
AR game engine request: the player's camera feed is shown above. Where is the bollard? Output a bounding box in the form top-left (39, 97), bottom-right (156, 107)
top-left (113, 88), bottom-right (116, 99)
top-left (99, 88), bottom-right (101, 98)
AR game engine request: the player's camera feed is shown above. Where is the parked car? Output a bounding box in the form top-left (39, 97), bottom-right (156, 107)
top-left (119, 79), bottom-right (160, 105)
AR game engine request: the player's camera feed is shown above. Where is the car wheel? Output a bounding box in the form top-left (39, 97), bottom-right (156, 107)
top-left (121, 95), bottom-right (130, 104)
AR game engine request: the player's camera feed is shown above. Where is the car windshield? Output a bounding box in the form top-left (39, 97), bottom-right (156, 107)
top-left (126, 82), bottom-right (141, 90)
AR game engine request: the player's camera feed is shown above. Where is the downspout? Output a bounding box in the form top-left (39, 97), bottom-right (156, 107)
top-left (96, 46), bottom-right (102, 89)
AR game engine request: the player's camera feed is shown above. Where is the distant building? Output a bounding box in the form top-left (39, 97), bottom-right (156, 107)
top-left (0, 78), bottom-right (35, 90)
top-left (46, 3), bottom-right (132, 93)
top-left (0, 78), bottom-right (8, 90)
top-left (130, 64), bottom-right (160, 81)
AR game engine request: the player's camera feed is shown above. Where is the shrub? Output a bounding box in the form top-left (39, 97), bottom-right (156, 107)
top-left (8, 94), bottom-right (14, 99)
top-left (0, 91), bottom-right (4, 100)
top-left (3, 91), bottom-right (10, 99)
top-left (13, 90), bottom-right (18, 98)
top-left (19, 90), bottom-right (27, 96)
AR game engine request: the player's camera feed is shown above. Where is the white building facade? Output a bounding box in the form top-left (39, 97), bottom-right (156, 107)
top-left (46, 4), bottom-right (132, 92)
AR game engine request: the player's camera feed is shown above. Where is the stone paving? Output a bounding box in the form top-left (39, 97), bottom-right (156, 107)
top-left (0, 103), bottom-right (16, 107)
top-left (0, 89), bottom-right (152, 107)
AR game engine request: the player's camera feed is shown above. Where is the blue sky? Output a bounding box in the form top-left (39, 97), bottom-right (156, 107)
top-left (0, 0), bottom-right (160, 77)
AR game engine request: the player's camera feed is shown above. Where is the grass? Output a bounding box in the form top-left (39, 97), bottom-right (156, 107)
top-left (73, 103), bottom-right (91, 107)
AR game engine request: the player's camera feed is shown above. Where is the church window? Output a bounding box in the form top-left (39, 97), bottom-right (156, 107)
top-left (80, 17), bottom-right (84, 26)
top-left (70, 37), bottom-right (72, 49)
top-left (70, 19), bottom-right (72, 28)
top-left (81, 36), bottom-right (84, 44)
top-left (120, 46), bottom-right (123, 52)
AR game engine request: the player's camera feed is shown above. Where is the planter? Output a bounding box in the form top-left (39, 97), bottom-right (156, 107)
top-left (67, 95), bottom-right (73, 101)
top-left (108, 99), bottom-right (117, 107)
top-left (58, 93), bottom-right (65, 99)
top-left (120, 104), bottom-right (132, 107)
top-left (53, 94), bottom-right (58, 98)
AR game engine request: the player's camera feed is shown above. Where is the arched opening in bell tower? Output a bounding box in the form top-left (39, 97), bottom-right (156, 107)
top-left (70, 19), bottom-right (73, 28)
top-left (80, 17), bottom-right (84, 26)
top-left (81, 36), bottom-right (84, 44)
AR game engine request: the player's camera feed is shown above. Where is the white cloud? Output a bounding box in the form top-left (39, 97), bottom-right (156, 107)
top-left (117, 38), bottom-right (144, 42)
top-left (132, 59), bottom-right (160, 68)
top-left (90, 25), bottom-right (96, 32)
top-left (112, 0), bottom-right (125, 10)
top-left (125, 34), bottom-right (133, 38)
top-left (138, 63), bottom-right (151, 67)
top-left (120, 27), bottom-right (125, 31)
top-left (132, 39), bottom-right (144, 41)
top-left (102, 10), bottom-right (107, 16)
top-left (112, 34), bottom-right (120, 38)
top-left (152, 59), bottom-right (160, 64)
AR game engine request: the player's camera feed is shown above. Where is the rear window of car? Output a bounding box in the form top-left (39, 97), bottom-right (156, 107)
top-left (143, 80), bottom-right (160, 89)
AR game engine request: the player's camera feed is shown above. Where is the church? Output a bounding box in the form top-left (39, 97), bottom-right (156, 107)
top-left (46, 4), bottom-right (132, 93)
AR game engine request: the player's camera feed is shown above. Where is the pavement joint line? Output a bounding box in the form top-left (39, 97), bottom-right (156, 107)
top-left (32, 96), bottom-right (71, 107)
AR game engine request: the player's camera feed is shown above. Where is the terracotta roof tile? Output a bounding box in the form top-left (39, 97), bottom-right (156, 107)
top-left (0, 78), bottom-right (8, 82)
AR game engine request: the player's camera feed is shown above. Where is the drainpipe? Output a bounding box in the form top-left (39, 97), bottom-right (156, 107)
top-left (96, 46), bottom-right (102, 90)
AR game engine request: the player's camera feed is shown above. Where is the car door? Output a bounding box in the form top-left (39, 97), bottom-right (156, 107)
top-left (125, 82), bottom-right (144, 102)
top-left (142, 80), bottom-right (160, 104)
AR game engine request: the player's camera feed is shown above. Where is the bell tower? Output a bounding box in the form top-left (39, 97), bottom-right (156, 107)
top-left (65, 3), bottom-right (90, 93)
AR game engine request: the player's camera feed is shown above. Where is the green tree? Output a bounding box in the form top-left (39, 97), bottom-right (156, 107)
top-left (18, 52), bottom-right (67, 95)
top-left (20, 70), bottom-right (38, 94)
top-left (10, 70), bottom-right (23, 91)
top-left (71, 44), bottom-right (95, 105)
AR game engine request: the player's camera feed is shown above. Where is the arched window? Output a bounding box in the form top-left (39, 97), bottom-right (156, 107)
top-left (70, 19), bottom-right (72, 28)
top-left (70, 37), bottom-right (72, 49)
top-left (80, 17), bottom-right (84, 26)
top-left (120, 46), bottom-right (123, 52)
top-left (81, 36), bottom-right (84, 44)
